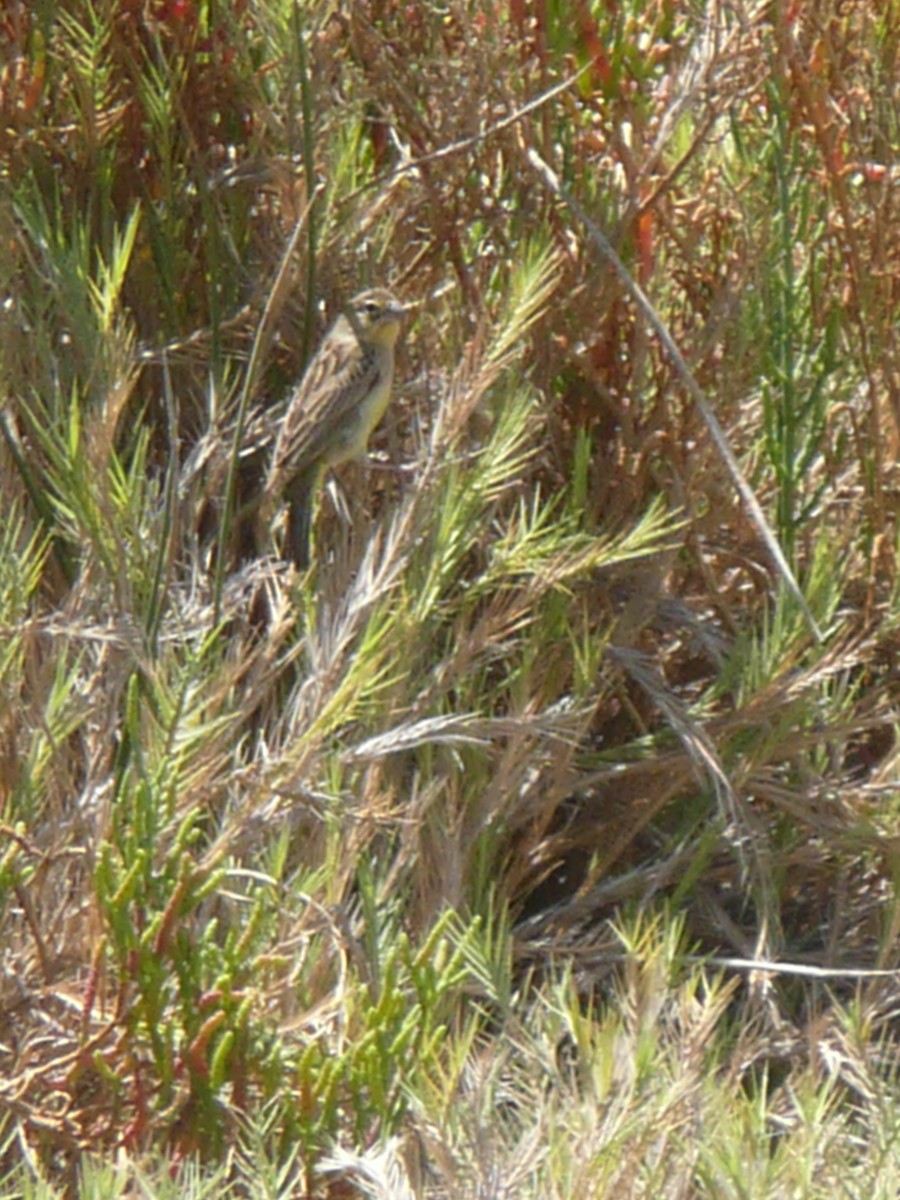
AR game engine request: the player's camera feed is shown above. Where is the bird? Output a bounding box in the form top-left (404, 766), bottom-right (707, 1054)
top-left (258, 286), bottom-right (406, 569)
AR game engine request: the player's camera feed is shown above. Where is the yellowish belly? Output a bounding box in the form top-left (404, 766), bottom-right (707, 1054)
top-left (324, 360), bottom-right (394, 467)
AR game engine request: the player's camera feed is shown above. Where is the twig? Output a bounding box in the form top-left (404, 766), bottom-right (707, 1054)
top-left (345, 63), bottom-right (593, 201)
top-left (704, 956), bottom-right (900, 979)
top-left (525, 147), bottom-right (823, 644)
top-left (212, 186), bottom-right (322, 623)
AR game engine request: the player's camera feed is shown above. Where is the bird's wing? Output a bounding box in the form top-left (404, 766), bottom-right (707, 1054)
top-left (267, 336), bottom-right (377, 491)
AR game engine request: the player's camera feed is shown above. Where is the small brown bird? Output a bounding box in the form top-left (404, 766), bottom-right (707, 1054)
top-left (259, 287), bottom-right (406, 568)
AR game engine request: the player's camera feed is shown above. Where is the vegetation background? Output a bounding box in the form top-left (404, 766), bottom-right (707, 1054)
top-left (3, 0), bottom-right (900, 1195)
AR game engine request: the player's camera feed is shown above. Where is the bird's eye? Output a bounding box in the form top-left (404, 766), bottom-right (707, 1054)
top-left (364, 301), bottom-right (380, 315)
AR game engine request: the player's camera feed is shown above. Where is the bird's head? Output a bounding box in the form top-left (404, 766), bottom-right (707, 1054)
top-left (344, 287), bottom-right (406, 347)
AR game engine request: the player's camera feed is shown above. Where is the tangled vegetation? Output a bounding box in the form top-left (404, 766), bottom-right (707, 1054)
top-left (3, 2), bottom-right (900, 1196)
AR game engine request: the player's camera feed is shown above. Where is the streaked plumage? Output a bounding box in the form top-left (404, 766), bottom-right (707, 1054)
top-left (259, 287), bottom-right (405, 568)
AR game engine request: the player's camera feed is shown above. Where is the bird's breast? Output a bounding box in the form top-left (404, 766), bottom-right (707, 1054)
top-left (329, 350), bottom-right (395, 464)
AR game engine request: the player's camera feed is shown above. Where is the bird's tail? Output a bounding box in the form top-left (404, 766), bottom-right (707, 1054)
top-left (282, 464), bottom-right (321, 570)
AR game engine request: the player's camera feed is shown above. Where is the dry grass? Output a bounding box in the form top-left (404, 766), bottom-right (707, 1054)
top-left (3, 1), bottom-right (900, 1195)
